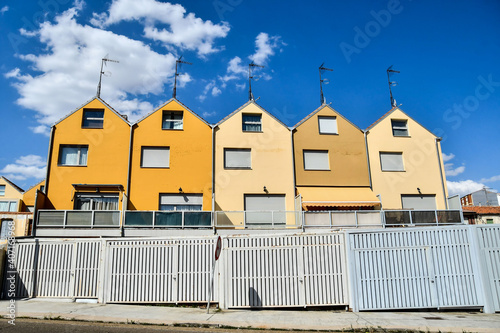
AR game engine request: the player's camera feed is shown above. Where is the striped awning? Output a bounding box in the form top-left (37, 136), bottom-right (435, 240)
top-left (297, 187), bottom-right (380, 210)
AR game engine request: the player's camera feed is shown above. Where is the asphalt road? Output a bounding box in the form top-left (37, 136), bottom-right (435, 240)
top-left (0, 318), bottom-right (327, 333)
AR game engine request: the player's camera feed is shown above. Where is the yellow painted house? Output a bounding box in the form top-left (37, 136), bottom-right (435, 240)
top-left (22, 179), bottom-right (45, 212)
top-left (214, 101), bottom-right (295, 226)
top-left (366, 107), bottom-right (448, 210)
top-left (128, 99), bottom-right (212, 213)
top-left (293, 104), bottom-right (380, 210)
top-left (45, 97), bottom-right (131, 212)
top-left (0, 176), bottom-right (24, 212)
top-left (0, 176), bottom-right (31, 241)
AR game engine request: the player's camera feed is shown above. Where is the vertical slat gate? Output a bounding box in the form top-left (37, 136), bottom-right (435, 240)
top-left (349, 226), bottom-right (482, 311)
top-left (476, 225), bottom-right (500, 312)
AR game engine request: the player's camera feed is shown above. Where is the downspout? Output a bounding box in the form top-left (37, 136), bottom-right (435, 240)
top-left (123, 124), bottom-right (134, 237)
top-left (364, 130), bottom-right (373, 190)
top-left (35, 125), bottom-right (55, 236)
top-left (211, 125), bottom-right (216, 233)
top-left (435, 137), bottom-right (448, 209)
top-left (290, 128), bottom-right (299, 227)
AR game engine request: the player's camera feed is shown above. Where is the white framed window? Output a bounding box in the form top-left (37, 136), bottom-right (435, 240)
top-left (141, 147), bottom-right (170, 168)
top-left (242, 114), bottom-right (262, 132)
top-left (160, 194), bottom-right (203, 211)
top-left (59, 145), bottom-right (88, 166)
top-left (303, 150), bottom-right (330, 170)
top-left (82, 109), bottom-right (104, 128)
top-left (74, 193), bottom-right (119, 210)
top-left (0, 201), bottom-right (17, 212)
top-left (0, 185), bottom-right (4, 196)
top-left (391, 119), bottom-right (409, 136)
top-left (380, 152), bottom-right (404, 171)
top-left (224, 148), bottom-right (251, 169)
top-left (318, 116), bottom-right (338, 134)
top-left (162, 111), bottom-right (183, 130)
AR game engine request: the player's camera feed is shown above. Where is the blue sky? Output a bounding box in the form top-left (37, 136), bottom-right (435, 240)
top-left (1, 0), bottom-right (499, 196)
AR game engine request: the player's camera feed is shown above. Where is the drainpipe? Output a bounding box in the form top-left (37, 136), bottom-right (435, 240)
top-left (364, 130), bottom-right (373, 190)
top-left (123, 124), bottom-right (134, 237)
top-left (290, 128), bottom-right (299, 228)
top-left (435, 137), bottom-right (448, 210)
top-left (211, 125), bottom-right (216, 234)
top-left (44, 126), bottom-right (55, 198)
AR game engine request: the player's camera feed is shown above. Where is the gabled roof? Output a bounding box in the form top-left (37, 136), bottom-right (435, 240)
top-left (216, 100), bottom-right (290, 130)
top-left (365, 106), bottom-right (438, 138)
top-left (0, 176), bottom-right (24, 193)
top-left (53, 96), bottom-right (131, 127)
top-left (292, 103), bottom-right (363, 132)
top-left (24, 179), bottom-right (45, 193)
top-left (134, 98), bottom-right (211, 127)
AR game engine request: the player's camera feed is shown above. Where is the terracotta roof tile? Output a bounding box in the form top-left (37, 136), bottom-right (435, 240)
top-left (462, 206), bottom-right (500, 214)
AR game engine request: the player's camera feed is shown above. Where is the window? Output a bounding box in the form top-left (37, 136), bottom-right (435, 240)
top-left (0, 185), bottom-right (4, 196)
top-left (40, 185), bottom-right (45, 193)
top-left (159, 194), bottom-right (203, 211)
top-left (242, 114), bottom-right (262, 132)
top-left (162, 111), bottom-right (183, 130)
top-left (0, 201), bottom-right (17, 212)
top-left (401, 195), bottom-right (437, 210)
top-left (74, 193), bottom-right (119, 210)
top-left (82, 109), bottom-right (104, 128)
top-left (141, 147), bottom-right (170, 168)
top-left (0, 219), bottom-right (13, 239)
top-left (224, 148), bottom-right (251, 169)
top-left (391, 119), bottom-right (408, 136)
top-left (59, 145), bottom-right (88, 166)
top-left (318, 116), bottom-right (338, 134)
top-left (486, 218), bottom-right (494, 224)
top-left (380, 152), bottom-right (404, 171)
top-left (303, 150), bottom-right (329, 170)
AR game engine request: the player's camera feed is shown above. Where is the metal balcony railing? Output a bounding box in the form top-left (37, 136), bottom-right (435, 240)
top-left (37, 210), bottom-right (120, 227)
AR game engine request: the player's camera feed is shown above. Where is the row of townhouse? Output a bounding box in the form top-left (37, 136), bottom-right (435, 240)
top-left (31, 95), bottom-right (450, 232)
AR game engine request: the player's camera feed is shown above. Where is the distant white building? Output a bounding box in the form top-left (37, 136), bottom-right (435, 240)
top-left (461, 188), bottom-right (499, 206)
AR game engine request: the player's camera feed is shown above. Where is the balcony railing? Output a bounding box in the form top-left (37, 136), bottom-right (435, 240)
top-left (36, 209), bottom-right (464, 230)
top-left (124, 211), bottom-right (212, 228)
top-left (37, 210), bottom-right (120, 227)
top-left (214, 211), bottom-right (301, 229)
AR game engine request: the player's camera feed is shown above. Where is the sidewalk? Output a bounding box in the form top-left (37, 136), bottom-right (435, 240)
top-left (1, 299), bottom-right (499, 332)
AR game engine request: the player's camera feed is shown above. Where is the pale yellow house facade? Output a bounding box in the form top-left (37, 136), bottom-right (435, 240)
top-left (22, 179), bottom-right (45, 212)
top-left (366, 107), bottom-right (448, 210)
top-left (214, 101), bottom-right (295, 226)
top-left (0, 177), bottom-right (31, 242)
top-left (293, 104), bottom-right (379, 210)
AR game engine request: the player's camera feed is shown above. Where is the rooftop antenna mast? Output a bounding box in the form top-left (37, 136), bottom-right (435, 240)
top-left (97, 56), bottom-right (119, 98)
top-left (319, 63), bottom-right (333, 105)
top-left (387, 65), bottom-right (400, 107)
top-left (249, 61), bottom-right (264, 101)
top-left (173, 56), bottom-right (192, 99)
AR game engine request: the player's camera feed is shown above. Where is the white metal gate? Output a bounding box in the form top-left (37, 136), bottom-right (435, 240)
top-left (475, 225), bottom-right (500, 312)
top-left (348, 227), bottom-right (481, 311)
top-left (104, 238), bottom-right (217, 303)
top-left (7, 240), bottom-right (101, 298)
top-left (224, 233), bottom-right (347, 308)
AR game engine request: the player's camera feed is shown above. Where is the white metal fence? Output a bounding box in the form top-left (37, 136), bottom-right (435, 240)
top-left (4, 226), bottom-right (499, 313)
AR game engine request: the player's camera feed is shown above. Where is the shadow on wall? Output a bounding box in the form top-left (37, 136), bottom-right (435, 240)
top-left (248, 287), bottom-right (262, 307)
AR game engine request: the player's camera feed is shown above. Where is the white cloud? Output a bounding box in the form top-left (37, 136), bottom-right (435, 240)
top-left (7, 3), bottom-right (182, 129)
top-left (480, 175), bottom-right (500, 183)
top-left (235, 83), bottom-right (246, 90)
top-left (1, 6), bottom-right (9, 14)
top-left (442, 153), bottom-right (455, 162)
top-left (202, 110), bottom-right (217, 118)
top-left (29, 125), bottom-right (51, 137)
top-left (249, 32), bottom-right (285, 65)
top-left (0, 155), bottom-right (47, 181)
top-left (447, 180), bottom-right (485, 197)
top-left (91, 0), bottom-right (229, 57)
top-left (226, 56), bottom-right (247, 76)
top-left (445, 163), bottom-right (465, 177)
top-left (211, 86), bottom-right (222, 97)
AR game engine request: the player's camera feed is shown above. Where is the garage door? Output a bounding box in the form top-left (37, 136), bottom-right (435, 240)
top-left (244, 195), bottom-right (286, 226)
top-left (401, 195), bottom-right (436, 210)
